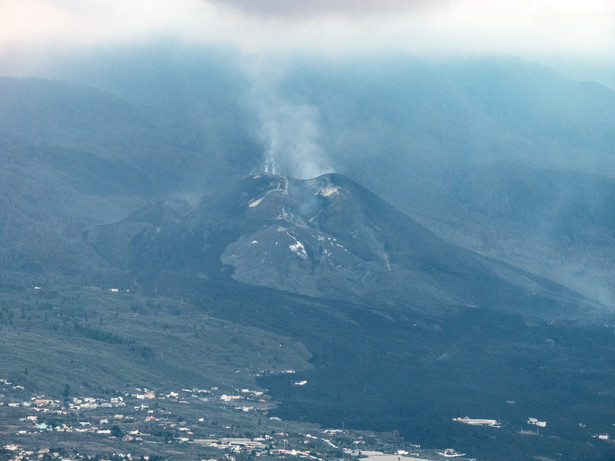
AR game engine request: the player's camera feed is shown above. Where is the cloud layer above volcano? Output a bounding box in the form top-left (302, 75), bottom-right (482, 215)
top-left (2, 0), bottom-right (614, 59)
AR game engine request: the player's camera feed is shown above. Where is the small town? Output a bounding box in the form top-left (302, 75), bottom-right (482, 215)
top-left (0, 377), bottom-right (475, 461)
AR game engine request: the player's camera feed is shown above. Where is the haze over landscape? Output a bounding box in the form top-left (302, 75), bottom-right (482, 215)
top-left (1, 1), bottom-right (615, 460)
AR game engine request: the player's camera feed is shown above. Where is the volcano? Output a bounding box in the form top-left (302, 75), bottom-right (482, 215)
top-left (86, 172), bottom-right (598, 321)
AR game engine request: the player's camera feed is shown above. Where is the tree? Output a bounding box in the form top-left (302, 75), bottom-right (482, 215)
top-left (62, 383), bottom-right (71, 400)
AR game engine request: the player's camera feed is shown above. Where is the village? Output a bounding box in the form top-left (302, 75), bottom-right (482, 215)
top-left (1, 284), bottom-right (614, 461)
top-left (0, 377), bottom-right (476, 461)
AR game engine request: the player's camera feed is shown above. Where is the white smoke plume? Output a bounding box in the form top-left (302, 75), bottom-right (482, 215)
top-left (245, 58), bottom-right (333, 179)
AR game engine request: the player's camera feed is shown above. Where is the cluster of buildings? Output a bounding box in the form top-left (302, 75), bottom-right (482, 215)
top-left (0, 375), bottom-right (465, 461)
top-left (452, 417), bottom-right (501, 428)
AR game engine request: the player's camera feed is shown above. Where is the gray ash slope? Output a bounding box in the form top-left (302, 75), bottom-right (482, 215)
top-left (87, 172), bottom-right (598, 320)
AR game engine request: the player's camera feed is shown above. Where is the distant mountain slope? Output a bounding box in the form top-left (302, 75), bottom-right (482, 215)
top-left (86, 173), bottom-right (598, 320)
top-left (0, 142), bottom-right (144, 277)
top-left (0, 77), bottom-right (151, 152)
top-left (398, 163), bottom-right (615, 305)
top-left (276, 57), bottom-right (615, 304)
top-left (0, 75), bottom-right (253, 278)
top-left (3, 53), bottom-right (615, 302)
top-left (284, 56), bottom-right (615, 175)
top-left (0, 76), bottom-right (259, 195)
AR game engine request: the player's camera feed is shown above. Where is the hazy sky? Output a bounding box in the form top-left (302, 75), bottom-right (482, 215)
top-left (1, 0), bottom-right (614, 61)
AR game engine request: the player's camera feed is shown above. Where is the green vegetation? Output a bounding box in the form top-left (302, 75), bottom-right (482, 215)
top-left (0, 284), bottom-right (311, 397)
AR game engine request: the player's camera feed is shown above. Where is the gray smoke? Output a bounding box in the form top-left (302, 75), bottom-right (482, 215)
top-left (245, 58), bottom-right (333, 179)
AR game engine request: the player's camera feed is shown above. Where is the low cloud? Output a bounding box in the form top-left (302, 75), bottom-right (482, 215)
top-left (207, 0), bottom-right (441, 20)
top-left (1, 0), bottom-right (614, 74)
